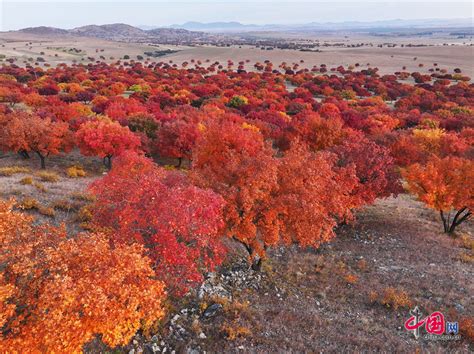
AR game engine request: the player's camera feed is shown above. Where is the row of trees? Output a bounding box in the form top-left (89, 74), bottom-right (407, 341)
top-left (0, 113), bottom-right (140, 169)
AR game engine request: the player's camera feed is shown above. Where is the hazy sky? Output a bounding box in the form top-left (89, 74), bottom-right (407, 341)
top-left (0, 0), bottom-right (472, 30)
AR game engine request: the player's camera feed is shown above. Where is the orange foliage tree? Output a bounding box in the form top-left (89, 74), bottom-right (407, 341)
top-left (0, 112), bottom-right (73, 168)
top-left (0, 199), bottom-right (165, 352)
top-left (192, 119), bottom-right (279, 268)
top-left (192, 120), bottom-right (360, 269)
top-left (403, 156), bottom-right (474, 233)
top-left (275, 142), bottom-right (359, 249)
top-left (293, 110), bottom-right (346, 151)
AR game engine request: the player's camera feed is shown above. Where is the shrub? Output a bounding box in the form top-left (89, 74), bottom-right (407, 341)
top-left (344, 274), bottom-right (359, 284)
top-left (459, 317), bottom-right (474, 343)
top-left (357, 259), bottom-right (368, 272)
top-left (36, 171), bottom-right (60, 182)
top-left (76, 205), bottom-right (93, 222)
top-left (37, 206), bottom-right (55, 218)
top-left (221, 325), bottom-right (251, 340)
top-left (19, 177), bottom-right (33, 185)
top-left (66, 165), bottom-right (86, 178)
top-left (0, 166), bottom-right (30, 176)
top-left (32, 182), bottom-right (47, 192)
top-left (70, 192), bottom-right (96, 202)
top-left (52, 199), bottom-right (80, 212)
top-left (227, 95), bottom-right (248, 109)
top-left (18, 198), bottom-right (39, 210)
top-left (459, 234), bottom-right (474, 250)
top-left (459, 252), bottom-right (474, 263)
top-left (370, 287), bottom-right (413, 310)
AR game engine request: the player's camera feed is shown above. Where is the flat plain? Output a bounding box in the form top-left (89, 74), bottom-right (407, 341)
top-left (1, 30), bottom-right (472, 76)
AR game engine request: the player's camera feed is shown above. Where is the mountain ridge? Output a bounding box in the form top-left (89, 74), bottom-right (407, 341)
top-left (164, 18), bottom-right (473, 32)
top-left (13, 23), bottom-right (208, 42)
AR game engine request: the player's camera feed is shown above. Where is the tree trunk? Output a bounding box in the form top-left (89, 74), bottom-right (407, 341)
top-left (441, 208), bottom-right (471, 234)
top-left (241, 241), bottom-right (264, 271)
top-left (177, 157), bottom-right (182, 168)
top-left (36, 151), bottom-right (46, 169)
top-left (103, 156), bottom-right (112, 170)
top-left (19, 150), bottom-right (30, 159)
top-left (251, 258), bottom-right (263, 271)
top-left (448, 208), bottom-right (471, 234)
top-left (440, 211), bottom-right (449, 233)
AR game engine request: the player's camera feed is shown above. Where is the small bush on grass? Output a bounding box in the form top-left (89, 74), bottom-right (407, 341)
top-left (18, 198), bottom-right (39, 210)
top-left (70, 192), bottom-right (96, 202)
top-left (52, 199), bottom-right (80, 212)
top-left (0, 166), bottom-right (30, 176)
top-left (370, 287), bottom-right (413, 310)
top-left (36, 171), bottom-right (60, 182)
top-left (32, 182), bottom-right (47, 192)
top-left (66, 165), bottom-right (87, 178)
top-left (19, 177), bottom-right (33, 185)
top-left (76, 205), bottom-right (93, 222)
top-left (38, 206), bottom-right (55, 218)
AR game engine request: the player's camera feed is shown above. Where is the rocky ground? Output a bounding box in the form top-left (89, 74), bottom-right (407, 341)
top-left (1, 152), bottom-right (473, 352)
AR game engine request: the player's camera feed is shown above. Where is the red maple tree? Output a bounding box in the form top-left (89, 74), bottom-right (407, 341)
top-left (75, 118), bottom-right (141, 168)
top-left (89, 152), bottom-right (226, 293)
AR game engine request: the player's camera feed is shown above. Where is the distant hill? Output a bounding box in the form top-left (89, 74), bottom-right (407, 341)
top-left (19, 26), bottom-right (70, 36)
top-left (12, 18), bottom-right (472, 42)
top-left (11, 23), bottom-right (210, 43)
top-left (147, 27), bottom-right (208, 41)
top-left (166, 18), bottom-right (473, 32)
top-left (70, 23), bottom-right (148, 40)
top-left (169, 21), bottom-right (255, 31)
top-left (168, 21), bottom-right (265, 32)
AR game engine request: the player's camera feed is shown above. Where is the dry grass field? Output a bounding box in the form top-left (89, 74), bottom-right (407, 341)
top-left (1, 31), bottom-right (472, 76)
top-left (0, 32), bottom-right (187, 66)
top-left (162, 44), bottom-right (474, 76)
